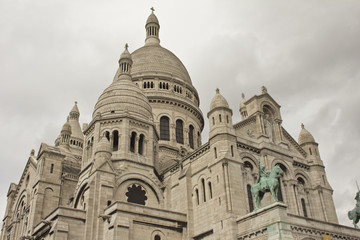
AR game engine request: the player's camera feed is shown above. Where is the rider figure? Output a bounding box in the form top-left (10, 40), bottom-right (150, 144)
top-left (257, 159), bottom-right (268, 187)
top-left (355, 191), bottom-right (360, 214)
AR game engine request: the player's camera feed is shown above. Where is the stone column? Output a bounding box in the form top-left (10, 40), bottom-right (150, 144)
top-left (222, 161), bottom-right (232, 212)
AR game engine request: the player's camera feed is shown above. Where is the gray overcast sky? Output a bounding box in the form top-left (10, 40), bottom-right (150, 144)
top-left (0, 0), bottom-right (359, 228)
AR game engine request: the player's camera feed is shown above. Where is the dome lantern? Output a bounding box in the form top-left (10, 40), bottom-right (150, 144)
top-left (145, 7), bottom-right (160, 46)
top-left (117, 43), bottom-right (133, 81)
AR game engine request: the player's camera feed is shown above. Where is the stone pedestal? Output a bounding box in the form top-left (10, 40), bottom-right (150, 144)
top-left (236, 202), bottom-right (294, 239)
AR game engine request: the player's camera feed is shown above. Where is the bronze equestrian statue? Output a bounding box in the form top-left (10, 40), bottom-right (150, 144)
top-left (348, 190), bottom-right (360, 229)
top-left (251, 160), bottom-right (284, 210)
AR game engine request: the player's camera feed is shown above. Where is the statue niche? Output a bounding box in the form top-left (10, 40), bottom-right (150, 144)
top-left (263, 106), bottom-right (275, 142)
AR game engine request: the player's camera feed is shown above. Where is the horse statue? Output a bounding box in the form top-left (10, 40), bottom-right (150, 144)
top-left (348, 190), bottom-right (360, 229)
top-left (251, 164), bottom-right (284, 210)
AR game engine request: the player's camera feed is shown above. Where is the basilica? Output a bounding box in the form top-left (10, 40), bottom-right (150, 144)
top-left (1, 11), bottom-right (359, 240)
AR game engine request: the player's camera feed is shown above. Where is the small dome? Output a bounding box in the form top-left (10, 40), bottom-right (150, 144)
top-left (120, 44), bottom-right (132, 61)
top-left (210, 88), bottom-right (230, 111)
top-left (93, 80), bottom-right (152, 121)
top-left (298, 123), bottom-right (315, 145)
top-left (95, 136), bottom-right (112, 154)
top-left (61, 120), bottom-right (72, 133)
top-left (146, 12), bottom-right (159, 25)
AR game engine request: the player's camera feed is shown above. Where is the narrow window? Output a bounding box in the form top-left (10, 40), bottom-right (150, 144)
top-left (309, 148), bottom-right (312, 155)
top-left (143, 82), bottom-right (146, 88)
top-left (105, 131), bottom-right (110, 141)
top-left (147, 82), bottom-right (150, 88)
top-left (189, 125), bottom-right (194, 149)
top-left (226, 115), bottom-right (229, 123)
top-left (138, 134), bottom-right (144, 155)
top-left (107, 200), bottom-right (112, 206)
top-left (231, 145), bottom-right (234, 157)
top-left (195, 189), bottom-right (199, 205)
top-left (130, 132), bottom-right (136, 153)
top-left (166, 83), bottom-right (169, 89)
top-left (208, 182), bottom-right (213, 199)
top-left (159, 82), bottom-right (162, 89)
top-left (50, 163), bottom-right (54, 174)
top-left (112, 130), bottom-right (119, 151)
top-left (176, 119), bottom-right (184, 144)
top-left (160, 116), bottom-right (170, 141)
top-left (174, 85), bottom-right (176, 92)
top-left (219, 114), bottom-right (222, 122)
top-left (212, 117), bottom-right (215, 125)
top-left (247, 185), bottom-right (254, 212)
top-left (214, 147), bottom-right (217, 158)
top-left (201, 179), bottom-right (206, 202)
top-left (151, 82), bottom-right (153, 88)
top-left (301, 198), bottom-right (308, 217)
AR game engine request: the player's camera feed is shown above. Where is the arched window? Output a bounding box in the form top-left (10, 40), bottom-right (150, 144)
top-left (138, 134), bottom-right (144, 155)
top-left (195, 189), bottom-right (199, 205)
top-left (231, 145), bottom-right (234, 157)
top-left (189, 125), bottom-right (194, 149)
top-left (154, 235), bottom-right (161, 240)
top-left (226, 115), bottom-right (229, 123)
top-left (301, 198), bottom-right (308, 217)
top-left (160, 116), bottom-right (170, 141)
top-left (214, 147), bottom-right (217, 158)
top-left (166, 83), bottom-right (169, 89)
top-left (219, 114), bottom-right (222, 122)
top-left (159, 82), bottom-right (162, 89)
top-left (105, 131), bottom-right (110, 141)
top-left (212, 117), bottom-right (215, 125)
top-left (247, 184), bottom-right (254, 212)
top-left (208, 182), bottom-right (213, 199)
top-left (143, 82), bottom-right (146, 88)
top-left (176, 119), bottom-right (184, 144)
top-left (201, 178), bottom-right (206, 202)
top-left (50, 163), bottom-right (54, 173)
top-left (130, 132), bottom-right (136, 153)
top-left (112, 130), bottom-right (119, 151)
top-left (276, 164), bottom-right (287, 202)
top-left (151, 82), bottom-right (154, 88)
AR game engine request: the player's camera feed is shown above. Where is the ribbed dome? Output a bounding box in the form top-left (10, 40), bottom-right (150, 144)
top-left (131, 45), bottom-right (192, 84)
top-left (146, 12), bottom-right (159, 25)
top-left (93, 80), bottom-right (152, 121)
top-left (61, 121), bottom-right (71, 133)
top-left (120, 46), bottom-right (132, 61)
top-left (210, 88), bottom-right (229, 111)
top-left (298, 124), bottom-right (315, 145)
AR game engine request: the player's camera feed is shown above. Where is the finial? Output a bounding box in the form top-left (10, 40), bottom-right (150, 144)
top-left (241, 93), bottom-right (245, 99)
top-left (216, 88), bottom-right (219, 94)
top-left (30, 149), bottom-right (35, 156)
top-left (301, 123), bottom-right (304, 129)
top-left (75, 101), bottom-right (77, 105)
top-left (151, 7), bottom-right (155, 13)
top-left (125, 43), bottom-right (128, 50)
top-left (261, 86), bottom-right (267, 94)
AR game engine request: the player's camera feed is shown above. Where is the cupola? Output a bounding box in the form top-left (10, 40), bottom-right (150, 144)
top-left (239, 93), bottom-right (248, 120)
top-left (145, 7), bottom-right (160, 45)
top-left (117, 44), bottom-right (133, 81)
top-left (298, 123), bottom-right (316, 145)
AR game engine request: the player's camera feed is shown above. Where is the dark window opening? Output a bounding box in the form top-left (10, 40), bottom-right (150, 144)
top-left (50, 164), bottom-right (54, 173)
top-left (208, 182), bottom-right (213, 199)
top-left (214, 147), bottom-right (217, 158)
top-left (105, 131), bottom-right (110, 141)
top-left (126, 184), bottom-right (147, 205)
top-left (189, 125), bottom-right (194, 149)
top-left (212, 117), bottom-right (215, 125)
top-left (309, 148), bottom-right (312, 155)
top-left (138, 134), bottom-right (144, 155)
top-left (130, 132), bottom-right (136, 153)
top-left (219, 114), bottom-right (222, 122)
top-left (247, 184), bottom-right (254, 212)
top-left (226, 115), bottom-right (229, 123)
top-left (112, 130), bottom-right (119, 151)
top-left (301, 198), bottom-right (308, 217)
top-left (201, 178), bottom-right (206, 202)
top-left (195, 189), bottom-right (199, 205)
top-left (231, 145), bottom-right (234, 157)
top-left (154, 235), bottom-right (161, 240)
top-left (107, 200), bottom-right (112, 206)
top-left (176, 119), bottom-right (184, 144)
top-left (160, 116), bottom-right (170, 141)
top-left (278, 180), bottom-right (283, 202)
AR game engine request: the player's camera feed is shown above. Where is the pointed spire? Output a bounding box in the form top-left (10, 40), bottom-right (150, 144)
top-left (70, 101), bottom-right (80, 120)
top-left (145, 8), bottom-right (160, 45)
top-left (216, 88), bottom-right (220, 94)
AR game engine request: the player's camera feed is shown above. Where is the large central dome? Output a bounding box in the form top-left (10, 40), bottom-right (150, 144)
top-left (131, 45), bottom-right (192, 84)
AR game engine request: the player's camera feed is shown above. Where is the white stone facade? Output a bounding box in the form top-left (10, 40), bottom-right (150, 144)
top-left (1, 11), bottom-right (360, 240)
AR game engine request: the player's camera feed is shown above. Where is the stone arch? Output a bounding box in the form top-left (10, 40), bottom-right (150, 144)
top-left (151, 230), bottom-right (166, 240)
top-left (115, 173), bottom-right (164, 206)
top-left (294, 170), bottom-right (311, 186)
top-left (260, 101), bottom-right (279, 119)
top-left (271, 159), bottom-right (294, 179)
top-left (239, 152), bottom-right (258, 167)
top-left (74, 181), bottom-right (89, 208)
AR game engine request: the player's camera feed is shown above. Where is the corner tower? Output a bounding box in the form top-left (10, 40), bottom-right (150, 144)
top-left (121, 9), bottom-right (204, 173)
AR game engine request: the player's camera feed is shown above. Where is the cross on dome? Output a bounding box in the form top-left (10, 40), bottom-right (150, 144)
top-left (151, 7), bottom-right (155, 13)
top-left (125, 43), bottom-right (129, 50)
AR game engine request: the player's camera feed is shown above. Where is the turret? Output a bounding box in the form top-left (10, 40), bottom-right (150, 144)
top-left (59, 118), bottom-right (71, 148)
top-left (239, 93), bottom-right (247, 120)
top-left (298, 123), bottom-right (322, 164)
top-left (117, 43), bottom-right (133, 81)
top-left (207, 88), bottom-right (235, 140)
top-left (145, 7), bottom-right (160, 45)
